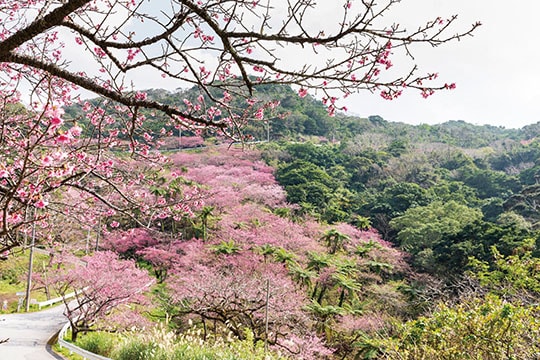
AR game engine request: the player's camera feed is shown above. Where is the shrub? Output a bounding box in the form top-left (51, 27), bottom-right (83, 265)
top-left (75, 332), bottom-right (116, 357)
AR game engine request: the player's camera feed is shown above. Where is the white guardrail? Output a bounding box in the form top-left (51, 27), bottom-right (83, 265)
top-left (36, 291), bottom-right (77, 310)
top-left (57, 322), bottom-right (112, 360)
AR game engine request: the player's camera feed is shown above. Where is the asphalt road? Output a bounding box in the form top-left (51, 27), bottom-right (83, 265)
top-left (0, 305), bottom-right (66, 359)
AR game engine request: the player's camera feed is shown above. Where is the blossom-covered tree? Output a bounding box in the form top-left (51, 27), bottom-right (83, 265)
top-left (0, 104), bottom-right (200, 253)
top-left (38, 251), bottom-right (153, 341)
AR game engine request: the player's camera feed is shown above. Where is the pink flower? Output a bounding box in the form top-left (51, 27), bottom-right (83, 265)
top-left (445, 82), bottom-right (457, 89)
top-left (110, 221), bottom-right (120, 228)
top-left (94, 47), bottom-right (107, 58)
top-left (69, 126), bottom-right (83, 137)
top-left (35, 199), bottom-right (48, 209)
top-left (135, 91), bottom-right (147, 101)
top-left (46, 106), bottom-right (64, 125)
top-left (50, 117), bottom-right (63, 126)
top-left (298, 88), bottom-right (308, 98)
top-left (421, 89), bottom-right (435, 98)
top-left (56, 133), bottom-right (71, 143)
top-left (42, 155), bottom-right (53, 166)
top-left (327, 105), bottom-right (336, 117)
top-left (8, 213), bottom-right (22, 224)
top-left (254, 108), bottom-right (264, 120)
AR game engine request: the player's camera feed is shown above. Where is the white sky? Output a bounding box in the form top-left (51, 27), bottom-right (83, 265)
top-left (339, 0), bottom-right (540, 129)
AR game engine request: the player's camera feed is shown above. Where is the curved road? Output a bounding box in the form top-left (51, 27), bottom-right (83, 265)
top-left (0, 305), bottom-right (66, 359)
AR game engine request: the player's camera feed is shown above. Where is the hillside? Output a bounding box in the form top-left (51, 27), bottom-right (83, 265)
top-left (65, 84), bottom-right (534, 147)
top-left (7, 84), bottom-right (536, 359)
top-left (24, 144), bottom-right (539, 360)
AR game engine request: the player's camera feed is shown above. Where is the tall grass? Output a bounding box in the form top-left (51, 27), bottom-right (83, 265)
top-left (75, 326), bottom-right (288, 360)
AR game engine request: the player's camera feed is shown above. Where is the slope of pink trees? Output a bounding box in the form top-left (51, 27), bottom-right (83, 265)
top-left (17, 144), bottom-right (418, 358)
top-left (150, 147), bottom-right (411, 359)
top-left (24, 145), bottom-right (414, 358)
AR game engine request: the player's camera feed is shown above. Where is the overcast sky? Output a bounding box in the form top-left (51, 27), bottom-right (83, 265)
top-left (339, 0), bottom-right (540, 129)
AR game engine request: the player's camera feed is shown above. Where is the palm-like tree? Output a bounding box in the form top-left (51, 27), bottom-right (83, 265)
top-left (305, 300), bottom-right (344, 335)
top-left (288, 263), bottom-right (316, 291)
top-left (353, 215), bottom-right (372, 231)
top-left (198, 205), bottom-right (215, 241)
top-left (255, 243), bottom-right (276, 263)
top-left (332, 272), bottom-right (361, 307)
top-left (320, 229), bottom-right (350, 254)
top-left (272, 247), bottom-right (297, 266)
top-left (332, 257), bottom-right (361, 307)
top-left (306, 251), bottom-right (332, 301)
top-left (354, 239), bottom-right (381, 257)
top-left (307, 251), bottom-right (331, 272)
top-left (367, 259), bottom-right (393, 275)
top-left (211, 240), bottom-right (241, 255)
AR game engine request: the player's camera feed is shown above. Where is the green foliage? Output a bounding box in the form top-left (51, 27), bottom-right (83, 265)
top-left (381, 296), bottom-right (540, 359)
top-left (461, 167), bottom-right (520, 199)
top-left (363, 182), bottom-right (433, 220)
top-left (53, 343), bottom-right (85, 360)
top-left (75, 332), bottom-right (116, 357)
top-left (320, 229), bottom-right (351, 254)
top-left (276, 159), bottom-right (346, 222)
top-left (504, 183), bottom-right (540, 225)
top-left (115, 339), bottom-right (168, 360)
top-left (390, 201), bottom-right (482, 272)
top-left (211, 240), bottom-right (242, 255)
top-left (0, 252), bottom-right (28, 285)
top-left (468, 244), bottom-right (540, 297)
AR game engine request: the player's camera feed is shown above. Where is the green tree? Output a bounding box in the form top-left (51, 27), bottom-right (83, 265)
top-left (320, 229), bottom-right (351, 254)
top-left (381, 296), bottom-right (540, 360)
top-left (390, 201), bottom-right (482, 272)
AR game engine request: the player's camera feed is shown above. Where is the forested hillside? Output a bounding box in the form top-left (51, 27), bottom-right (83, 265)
top-left (52, 85), bottom-right (540, 358)
top-left (65, 84), bottom-right (528, 146)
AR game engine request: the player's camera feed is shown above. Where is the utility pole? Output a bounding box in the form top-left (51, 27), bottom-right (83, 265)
top-left (95, 215), bottom-right (101, 251)
top-left (264, 279), bottom-right (270, 355)
top-left (24, 208), bottom-right (36, 312)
